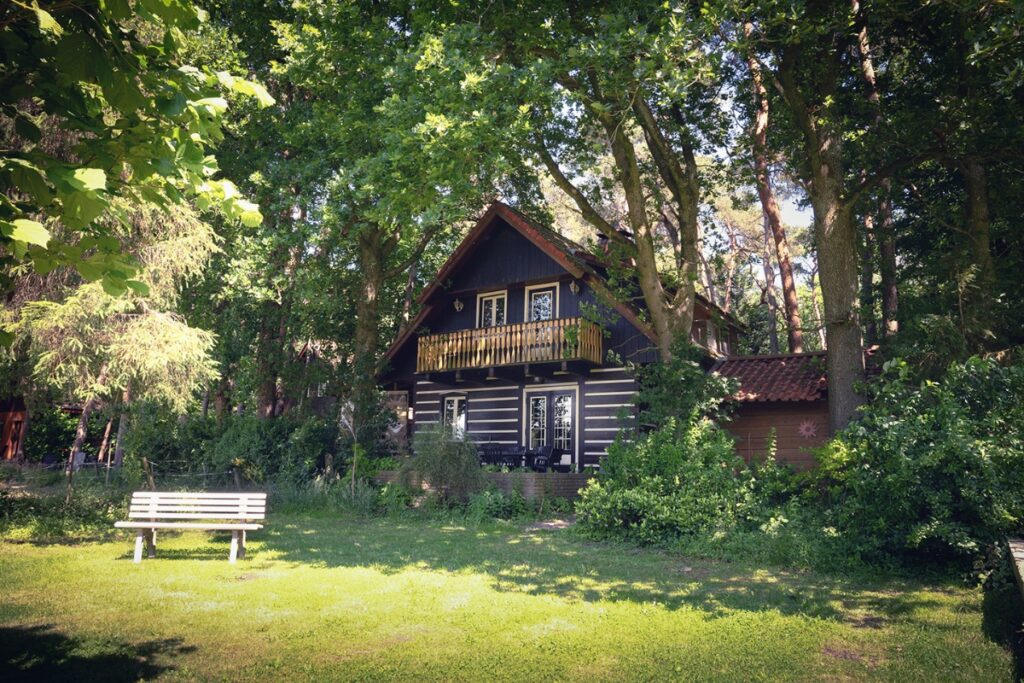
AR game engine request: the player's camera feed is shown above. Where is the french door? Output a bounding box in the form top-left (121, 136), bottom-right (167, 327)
top-left (527, 389), bottom-right (575, 460)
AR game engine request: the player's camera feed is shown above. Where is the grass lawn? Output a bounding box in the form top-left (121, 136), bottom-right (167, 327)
top-left (0, 511), bottom-right (1019, 682)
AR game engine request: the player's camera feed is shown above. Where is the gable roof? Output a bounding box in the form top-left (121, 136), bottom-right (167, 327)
top-left (385, 201), bottom-right (741, 363)
top-left (712, 352), bottom-right (828, 402)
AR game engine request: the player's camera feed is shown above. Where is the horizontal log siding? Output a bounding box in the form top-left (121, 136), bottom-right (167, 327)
top-left (580, 368), bottom-right (637, 468)
top-left (413, 381), bottom-right (523, 444)
top-left (722, 401), bottom-right (829, 470)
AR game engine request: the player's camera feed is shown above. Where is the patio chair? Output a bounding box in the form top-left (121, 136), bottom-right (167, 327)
top-left (478, 443), bottom-right (503, 466)
top-left (498, 446), bottom-right (525, 469)
top-left (529, 445), bottom-right (555, 472)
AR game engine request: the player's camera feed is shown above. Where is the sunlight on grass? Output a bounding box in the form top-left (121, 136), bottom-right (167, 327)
top-left (0, 514), bottom-right (1015, 681)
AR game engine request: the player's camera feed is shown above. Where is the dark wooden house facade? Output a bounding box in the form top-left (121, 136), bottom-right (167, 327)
top-left (382, 202), bottom-right (755, 470)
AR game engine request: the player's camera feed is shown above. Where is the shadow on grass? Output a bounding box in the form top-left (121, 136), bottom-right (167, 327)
top-left (259, 516), bottom-right (948, 625)
top-left (982, 582), bottom-right (1024, 682)
top-left (0, 624), bottom-right (194, 682)
top-left (113, 531), bottom-right (243, 562)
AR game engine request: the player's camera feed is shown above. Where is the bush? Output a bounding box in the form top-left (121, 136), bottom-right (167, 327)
top-left (577, 417), bottom-right (748, 545)
top-left (21, 405), bottom-right (79, 463)
top-left (407, 426), bottom-right (482, 503)
top-left (466, 488), bottom-right (528, 521)
top-left (0, 482), bottom-right (130, 542)
top-left (817, 357), bottom-right (1024, 570)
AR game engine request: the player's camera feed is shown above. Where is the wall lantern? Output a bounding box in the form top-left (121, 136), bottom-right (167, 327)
top-left (568, 280), bottom-right (580, 295)
top-left (453, 298), bottom-right (464, 312)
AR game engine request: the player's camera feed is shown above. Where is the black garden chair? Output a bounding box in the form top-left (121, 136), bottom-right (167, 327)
top-left (478, 442), bottom-right (503, 466)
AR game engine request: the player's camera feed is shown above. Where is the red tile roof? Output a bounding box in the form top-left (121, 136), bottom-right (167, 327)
top-left (713, 352), bottom-right (827, 402)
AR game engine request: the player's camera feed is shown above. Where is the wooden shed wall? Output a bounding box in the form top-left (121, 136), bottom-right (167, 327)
top-left (722, 400), bottom-right (829, 470)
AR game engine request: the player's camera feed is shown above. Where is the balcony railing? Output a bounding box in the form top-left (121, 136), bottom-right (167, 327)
top-left (416, 317), bottom-right (603, 374)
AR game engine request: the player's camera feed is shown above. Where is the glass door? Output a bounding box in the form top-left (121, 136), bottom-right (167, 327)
top-left (526, 390), bottom-right (575, 464)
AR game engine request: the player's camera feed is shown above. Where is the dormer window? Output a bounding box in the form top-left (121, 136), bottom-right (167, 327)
top-left (477, 290), bottom-right (507, 328)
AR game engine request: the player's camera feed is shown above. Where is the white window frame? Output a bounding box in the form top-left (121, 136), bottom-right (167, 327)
top-left (442, 395), bottom-right (467, 438)
top-left (524, 282), bottom-right (560, 322)
top-left (521, 383), bottom-right (579, 467)
top-left (528, 395), bottom-right (548, 449)
top-left (476, 289), bottom-right (508, 328)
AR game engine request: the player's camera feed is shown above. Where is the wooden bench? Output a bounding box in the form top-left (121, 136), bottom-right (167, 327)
top-left (114, 491), bottom-right (266, 563)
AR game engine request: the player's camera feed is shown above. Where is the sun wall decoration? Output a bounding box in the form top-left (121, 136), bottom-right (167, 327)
top-left (798, 420), bottom-right (819, 439)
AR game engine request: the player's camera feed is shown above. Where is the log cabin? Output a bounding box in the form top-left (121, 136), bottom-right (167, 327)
top-left (381, 201), bottom-right (830, 471)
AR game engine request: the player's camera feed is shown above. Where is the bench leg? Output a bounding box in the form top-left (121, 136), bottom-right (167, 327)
top-left (146, 529), bottom-right (157, 558)
top-left (229, 530), bottom-right (239, 564)
top-left (133, 530), bottom-right (144, 563)
top-left (238, 530), bottom-right (246, 560)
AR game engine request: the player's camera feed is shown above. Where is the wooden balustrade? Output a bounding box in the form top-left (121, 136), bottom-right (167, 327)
top-left (416, 317), bottom-right (602, 373)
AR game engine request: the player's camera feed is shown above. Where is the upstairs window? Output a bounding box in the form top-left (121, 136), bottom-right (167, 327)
top-left (526, 283), bottom-right (558, 322)
top-left (477, 290), bottom-right (507, 328)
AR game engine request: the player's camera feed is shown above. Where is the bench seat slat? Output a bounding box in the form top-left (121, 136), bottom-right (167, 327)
top-left (129, 500), bottom-right (265, 507)
top-left (129, 504), bottom-right (265, 510)
top-left (127, 512), bottom-right (265, 520)
top-left (129, 499), bottom-right (267, 506)
top-left (115, 521), bottom-right (263, 530)
top-left (131, 492), bottom-right (266, 499)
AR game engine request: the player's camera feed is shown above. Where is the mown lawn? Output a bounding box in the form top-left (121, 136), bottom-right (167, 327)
top-left (0, 512), bottom-right (1018, 682)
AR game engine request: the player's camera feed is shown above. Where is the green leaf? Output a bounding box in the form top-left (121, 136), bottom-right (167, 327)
top-left (156, 91), bottom-right (187, 116)
top-left (97, 236), bottom-right (120, 252)
top-left (103, 0), bottom-right (132, 21)
top-left (231, 79), bottom-right (276, 108)
top-left (34, 7), bottom-right (63, 36)
top-left (0, 328), bottom-right (13, 348)
top-left (194, 97), bottom-right (228, 114)
top-left (2, 159), bottom-right (52, 204)
top-left (72, 168), bottom-right (107, 191)
top-left (9, 219), bottom-right (50, 247)
top-left (235, 199), bottom-right (263, 227)
top-left (61, 191), bottom-right (107, 228)
top-left (14, 115), bottom-right (42, 142)
top-left (75, 261), bottom-right (105, 281)
top-left (125, 279), bottom-right (151, 296)
top-left (101, 275), bottom-right (127, 296)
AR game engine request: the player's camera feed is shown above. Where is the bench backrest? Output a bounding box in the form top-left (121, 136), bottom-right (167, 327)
top-left (128, 491), bottom-right (267, 522)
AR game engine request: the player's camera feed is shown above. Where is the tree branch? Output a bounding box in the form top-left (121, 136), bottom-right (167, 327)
top-left (531, 131), bottom-right (626, 244)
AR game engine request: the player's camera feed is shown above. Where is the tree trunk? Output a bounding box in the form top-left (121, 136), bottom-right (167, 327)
top-left (852, 0), bottom-right (899, 341)
top-left (402, 257), bottom-right (419, 324)
top-left (878, 188), bottom-right (898, 337)
top-left (352, 228), bottom-right (385, 448)
top-left (809, 264), bottom-right (828, 349)
top-left (113, 388), bottom-right (130, 468)
top-left (14, 406), bottom-right (29, 463)
top-left (860, 213), bottom-right (878, 344)
top-left (254, 300), bottom-right (281, 419)
top-left (961, 155), bottom-right (994, 336)
top-left (745, 22), bottom-right (804, 354)
top-left (97, 415), bottom-right (114, 465)
top-left (761, 217), bottom-right (781, 354)
top-left (65, 397), bottom-right (99, 504)
top-left (778, 48), bottom-right (865, 432)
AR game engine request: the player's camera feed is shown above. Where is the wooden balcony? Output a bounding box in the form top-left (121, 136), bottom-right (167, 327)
top-left (416, 317), bottom-right (603, 374)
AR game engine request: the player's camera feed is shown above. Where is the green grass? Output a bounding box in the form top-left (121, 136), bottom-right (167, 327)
top-left (0, 511), bottom-right (1019, 682)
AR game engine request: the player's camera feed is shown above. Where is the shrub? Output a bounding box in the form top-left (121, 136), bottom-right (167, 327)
top-left (209, 415), bottom-right (296, 484)
top-left (466, 488), bottom-right (528, 521)
top-left (632, 338), bottom-right (736, 430)
top-left (21, 404), bottom-right (79, 463)
top-left (817, 357), bottom-right (1024, 570)
top-left (577, 417), bottom-right (747, 544)
top-left (407, 426), bottom-right (482, 504)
